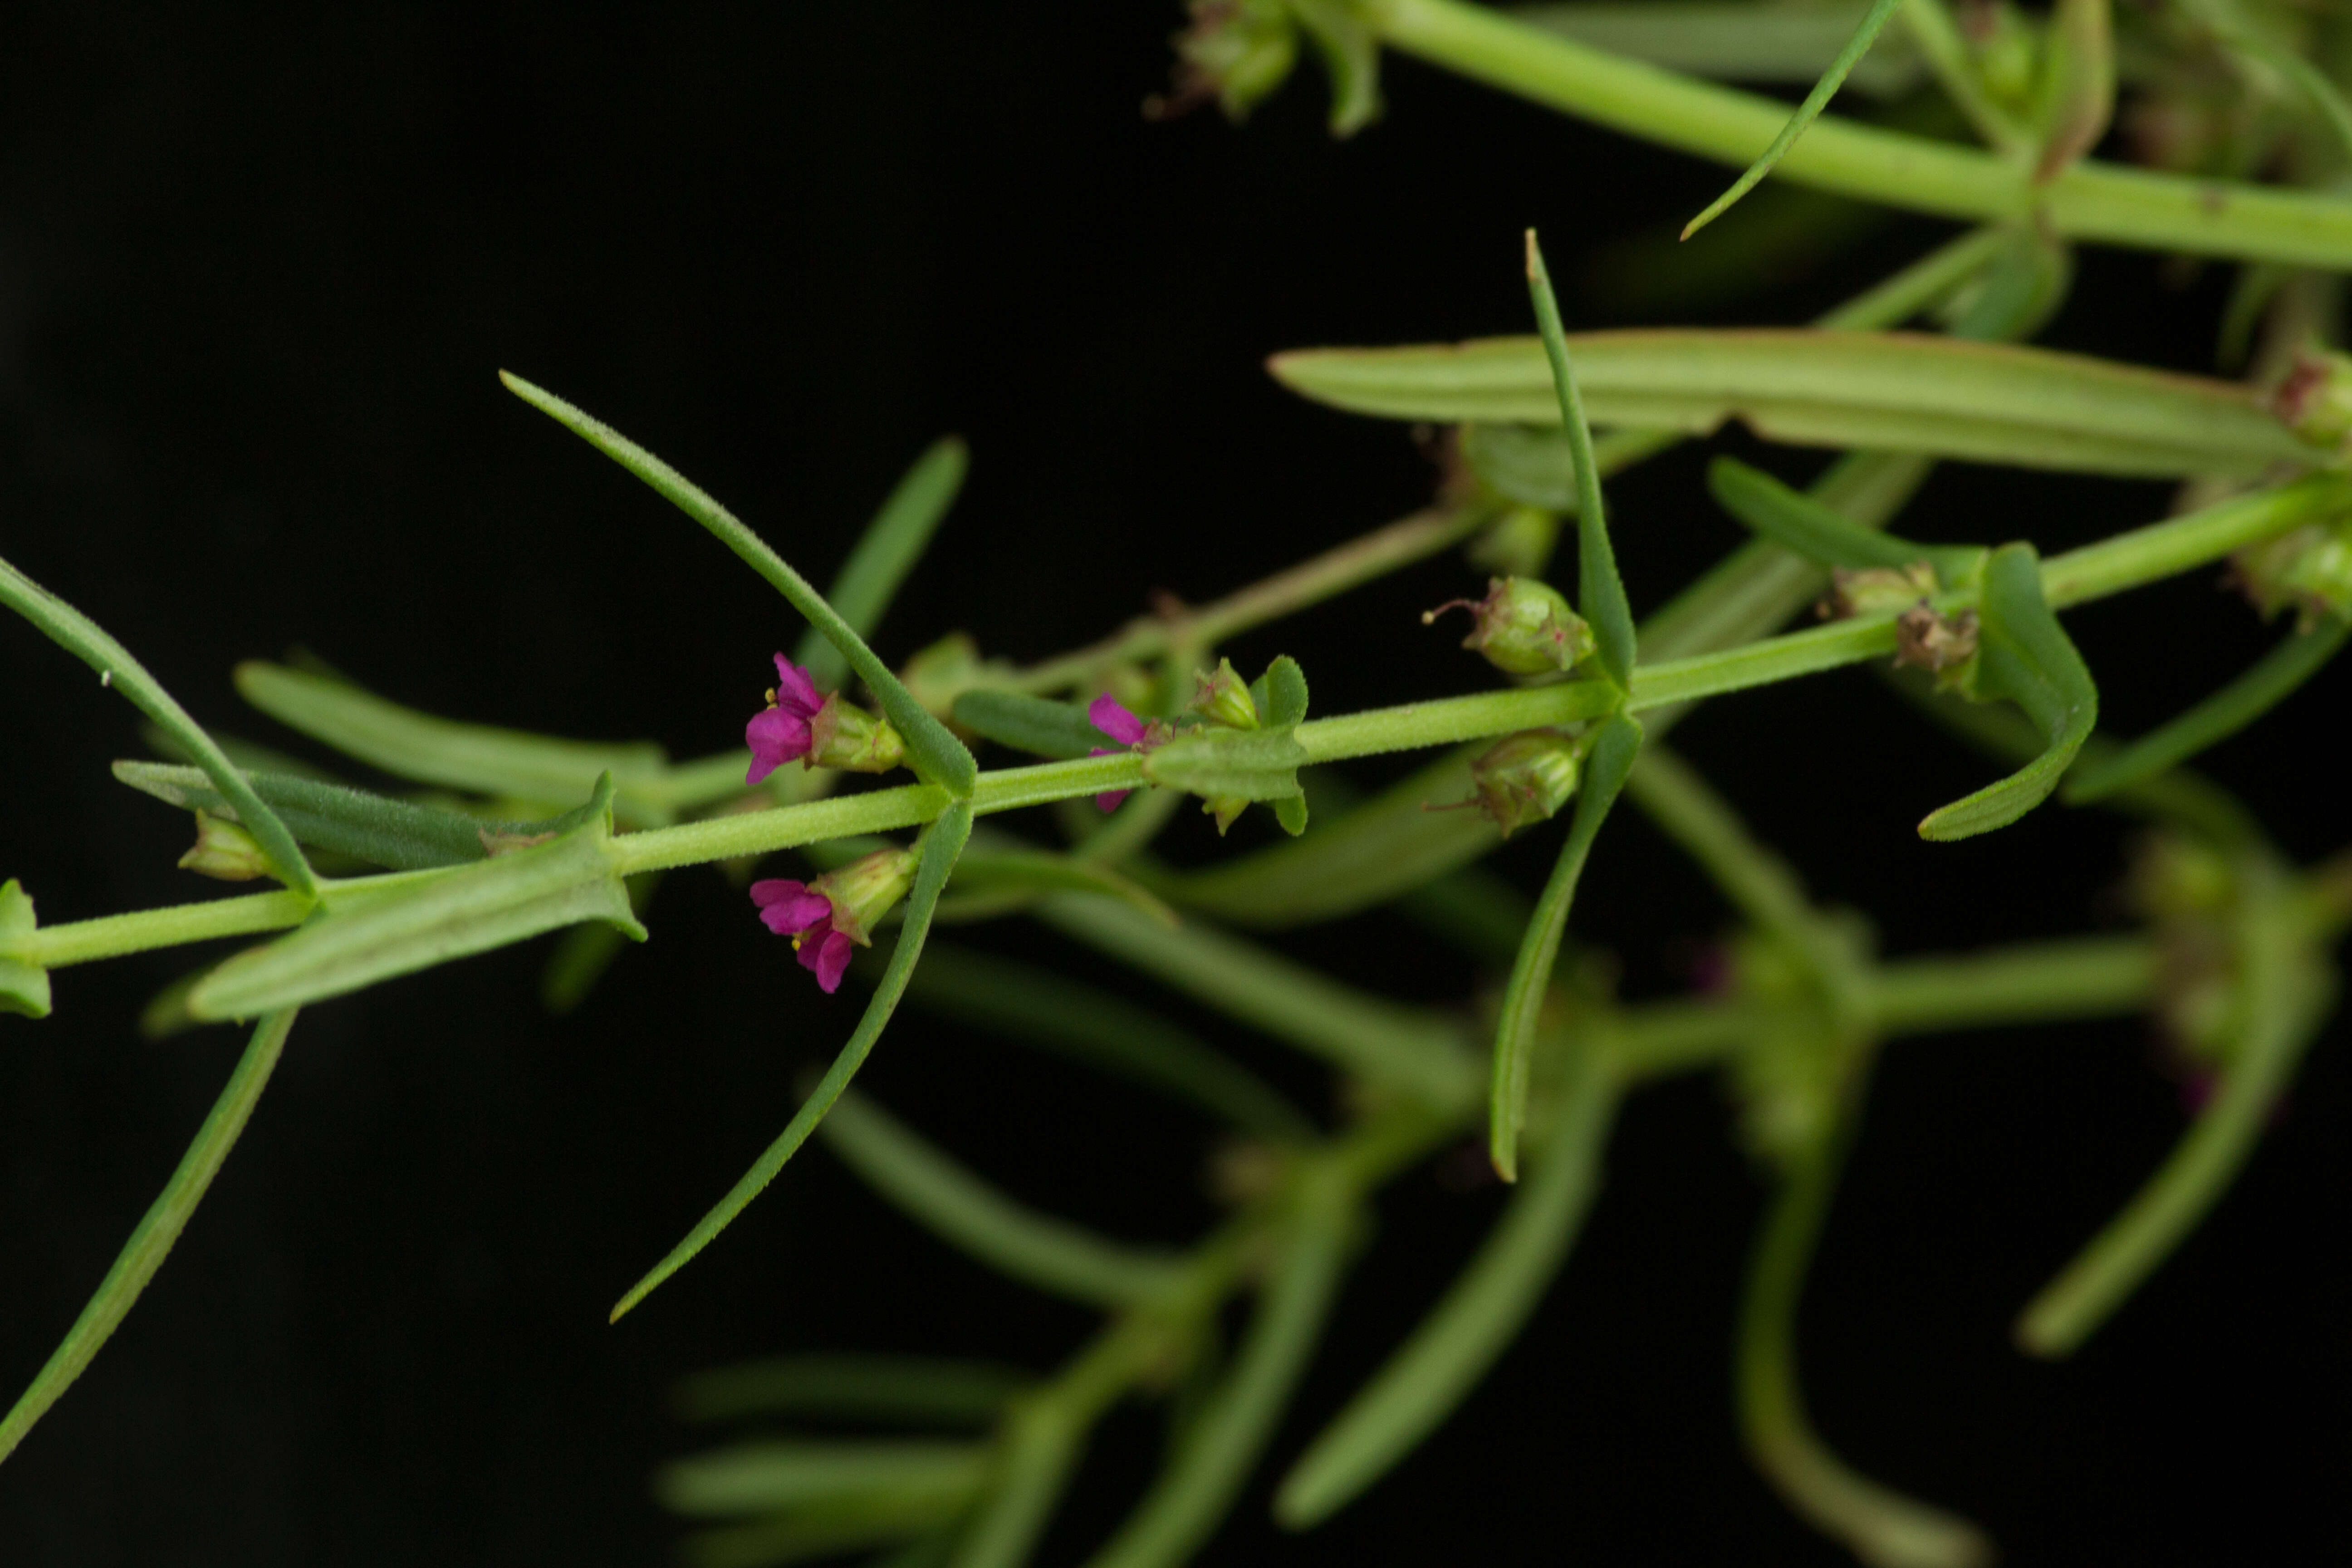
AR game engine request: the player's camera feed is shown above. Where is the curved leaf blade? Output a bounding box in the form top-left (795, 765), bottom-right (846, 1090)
top-left (1490, 713), bottom-right (1642, 1180)
top-left (1706, 457), bottom-right (1980, 581)
top-left (609, 800), bottom-right (973, 1322)
top-left (500, 372), bottom-right (978, 798)
top-left (1917, 545), bottom-right (2098, 842)
top-left (0, 1008), bottom-right (297, 1467)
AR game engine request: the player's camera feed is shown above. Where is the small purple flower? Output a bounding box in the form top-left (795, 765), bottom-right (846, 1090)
top-left (750, 877), bottom-right (856, 994)
top-left (1088, 693), bottom-right (1147, 812)
top-left (746, 656), bottom-right (826, 786)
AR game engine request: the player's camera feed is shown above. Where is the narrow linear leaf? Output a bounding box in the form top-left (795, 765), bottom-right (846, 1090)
top-left (0, 1008), bottom-right (297, 1466)
top-left (0, 555), bottom-right (318, 898)
top-left (499, 372), bottom-right (977, 798)
top-left (898, 945), bottom-right (1313, 1140)
top-left (818, 1089), bottom-right (1188, 1308)
top-left (2015, 896), bottom-right (2333, 1355)
top-left (1140, 725), bottom-right (1308, 802)
top-left (1490, 715), bottom-right (1641, 1180)
top-left (186, 776), bottom-right (642, 1020)
top-left (1518, 1), bottom-right (1923, 97)
top-left (235, 661), bottom-right (675, 825)
top-left (610, 801), bottom-right (973, 1322)
top-left (2064, 613), bottom-right (2350, 803)
top-left (112, 760), bottom-right (554, 872)
top-left (2032, 0), bottom-right (2115, 184)
top-left (1917, 545), bottom-right (2099, 841)
top-left (1267, 329), bottom-right (2311, 478)
top-left (794, 436), bottom-right (967, 692)
top-left (1740, 1113), bottom-right (1993, 1568)
top-left (677, 1495), bottom-right (966, 1568)
top-left (657, 1438), bottom-right (990, 1519)
top-left (672, 1353), bottom-right (1032, 1427)
top-left (2181, 0), bottom-right (2352, 162)
top-left (1277, 1061), bottom-right (1619, 1525)
top-left (952, 691), bottom-right (1111, 760)
top-left (1083, 1171), bottom-right (1354, 1568)
top-left (947, 1402), bottom-right (1083, 1568)
top-left (1682, 0), bottom-right (1905, 238)
top-left (1706, 457), bottom-right (1980, 581)
top-left (1524, 230), bottom-right (1635, 688)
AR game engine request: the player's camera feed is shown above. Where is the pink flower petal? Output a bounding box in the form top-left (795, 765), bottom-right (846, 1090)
top-left (771, 656), bottom-right (825, 717)
top-left (746, 707), bottom-right (814, 784)
top-left (799, 926), bottom-right (855, 993)
top-left (1095, 789), bottom-right (1132, 813)
top-left (751, 881), bottom-right (835, 936)
top-left (1088, 693), bottom-right (1147, 745)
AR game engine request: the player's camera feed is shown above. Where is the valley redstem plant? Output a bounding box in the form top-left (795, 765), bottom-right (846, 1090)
top-left (9, 2), bottom-right (2352, 1564)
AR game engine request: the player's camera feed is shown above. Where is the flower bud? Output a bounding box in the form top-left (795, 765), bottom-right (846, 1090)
top-left (2273, 348), bottom-right (2352, 452)
top-left (2231, 518), bottom-right (2352, 630)
top-left (1154, 0), bottom-right (1298, 122)
top-left (1822, 563), bottom-right (1937, 620)
top-left (178, 811), bottom-right (271, 882)
top-left (1426, 577), bottom-right (1594, 676)
top-left (1467, 730), bottom-right (1583, 838)
top-left (808, 695), bottom-right (907, 774)
top-left (808, 846), bottom-right (921, 945)
top-left (1191, 658), bottom-right (1260, 730)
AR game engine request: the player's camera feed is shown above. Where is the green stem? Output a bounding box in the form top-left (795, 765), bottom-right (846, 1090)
top-left (9, 888), bottom-right (313, 970)
top-left (1373, 0), bottom-right (2352, 270)
top-left (1866, 937), bottom-right (2156, 1034)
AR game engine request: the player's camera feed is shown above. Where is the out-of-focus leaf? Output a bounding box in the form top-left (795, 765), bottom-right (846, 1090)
top-left (1269, 330), bottom-right (2311, 478)
top-left (1513, 2), bottom-right (1923, 97)
top-left (1706, 457), bottom-right (1983, 582)
top-left (657, 1438), bottom-right (990, 1520)
top-left (794, 437), bottom-right (967, 693)
top-left (0, 880), bottom-right (49, 1020)
top-left (937, 849), bottom-right (1178, 928)
top-left (952, 691), bottom-right (1116, 760)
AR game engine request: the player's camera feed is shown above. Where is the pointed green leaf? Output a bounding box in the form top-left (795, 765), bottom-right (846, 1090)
top-left (234, 661), bottom-right (676, 825)
top-left (1140, 725), bottom-right (1307, 802)
top-left (609, 800), bottom-right (972, 1322)
top-left (2032, 0), bottom-right (2115, 182)
top-left (1277, 1060), bottom-right (1618, 1525)
top-left (1525, 230), bottom-right (1636, 689)
top-left (1681, 0), bottom-right (1905, 238)
top-left (1289, 0), bottom-right (1382, 133)
top-left (1268, 330), bottom-right (2312, 478)
top-left (1, 554), bottom-right (318, 898)
top-left (186, 776), bottom-right (643, 1020)
top-left (951, 691), bottom-right (1108, 760)
top-left (1706, 457), bottom-right (1983, 583)
top-left (794, 437), bottom-right (968, 692)
top-left (1261, 656), bottom-right (1309, 726)
top-left (0, 1008), bottom-right (296, 1466)
top-left (112, 760), bottom-right (568, 872)
top-left (672, 1354), bottom-right (1032, 1427)
top-left (499, 372), bottom-right (978, 798)
top-left (0, 880), bottom-right (51, 1020)
top-left (2065, 613), bottom-right (2350, 803)
top-left (1490, 714), bottom-right (1641, 1180)
top-left (818, 1089), bottom-right (1188, 1307)
top-left (1917, 545), bottom-right (2099, 841)
top-left (657, 1437), bottom-right (990, 1519)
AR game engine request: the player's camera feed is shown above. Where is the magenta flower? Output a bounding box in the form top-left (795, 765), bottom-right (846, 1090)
top-left (746, 656), bottom-right (826, 786)
top-left (750, 878), bottom-right (856, 994)
top-left (1088, 693), bottom-right (1147, 812)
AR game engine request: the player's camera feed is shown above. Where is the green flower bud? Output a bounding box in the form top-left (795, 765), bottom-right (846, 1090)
top-left (1468, 730), bottom-right (1583, 838)
top-left (808, 695), bottom-right (907, 774)
top-left (1155, 0), bottom-right (1299, 122)
top-left (2232, 518), bottom-right (2352, 630)
top-left (178, 811), bottom-right (272, 882)
top-left (1426, 577), bottom-right (1594, 676)
top-left (2273, 348), bottom-right (2352, 452)
top-left (809, 846), bottom-right (921, 945)
top-left (1822, 563), bottom-right (1937, 620)
top-left (1191, 658), bottom-right (1260, 731)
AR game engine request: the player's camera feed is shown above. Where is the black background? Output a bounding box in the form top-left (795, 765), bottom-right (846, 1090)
top-left (2, 3), bottom-right (2347, 1564)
